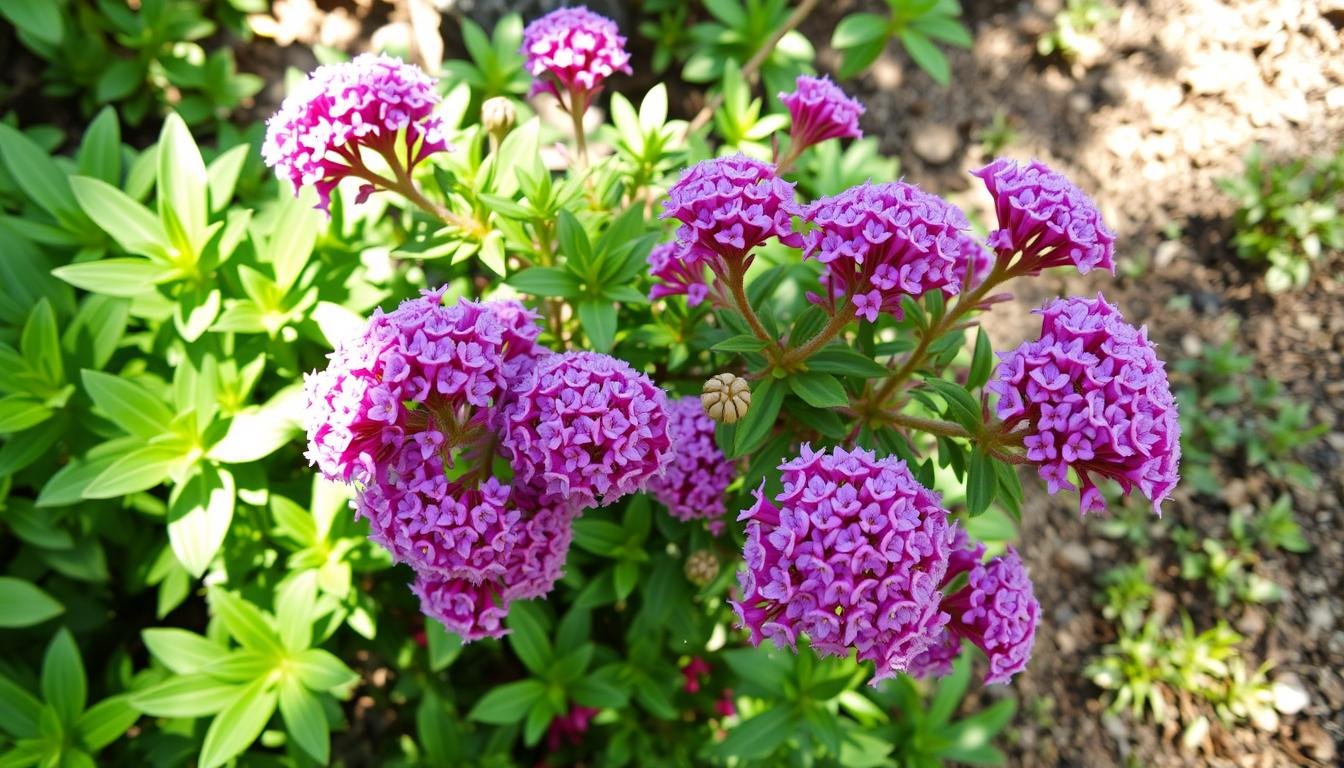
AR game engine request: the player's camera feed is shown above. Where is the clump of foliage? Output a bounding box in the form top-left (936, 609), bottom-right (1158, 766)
top-left (1219, 145), bottom-right (1344, 292)
top-left (1036, 0), bottom-right (1117, 61)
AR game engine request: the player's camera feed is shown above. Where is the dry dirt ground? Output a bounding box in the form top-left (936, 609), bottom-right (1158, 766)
top-left (823, 0), bottom-right (1343, 764)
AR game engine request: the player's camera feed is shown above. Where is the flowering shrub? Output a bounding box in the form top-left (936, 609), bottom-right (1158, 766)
top-left (0, 4), bottom-right (1179, 767)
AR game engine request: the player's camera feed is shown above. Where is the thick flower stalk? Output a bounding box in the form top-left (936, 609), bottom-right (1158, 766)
top-left (940, 548), bottom-right (1040, 685)
top-left (800, 182), bottom-right (981, 322)
top-left (662, 155), bottom-right (803, 272)
top-left (262, 53), bottom-right (450, 212)
top-left (779, 75), bottom-right (864, 155)
top-left (646, 397), bottom-right (736, 534)
top-left (501, 351), bottom-right (674, 509)
top-left (732, 445), bottom-right (959, 684)
top-left (988, 294), bottom-right (1181, 515)
top-left (973, 158), bottom-right (1117, 276)
top-left (521, 6), bottom-right (631, 114)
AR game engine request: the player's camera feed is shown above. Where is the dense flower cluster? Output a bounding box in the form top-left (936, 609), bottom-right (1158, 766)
top-left (662, 155), bottom-right (802, 267)
top-left (989, 294), bottom-right (1181, 515)
top-left (647, 241), bottom-right (711, 306)
top-left (732, 445), bottom-right (958, 684)
top-left (973, 158), bottom-right (1117, 276)
top-left (522, 6), bottom-right (631, 110)
top-left (262, 53), bottom-right (450, 212)
top-left (779, 75), bottom-right (864, 153)
top-left (502, 351), bottom-right (673, 509)
top-left (800, 182), bottom-right (980, 321)
top-left (646, 397), bottom-right (735, 534)
top-left (305, 289), bottom-right (673, 641)
top-left (941, 549), bottom-right (1040, 685)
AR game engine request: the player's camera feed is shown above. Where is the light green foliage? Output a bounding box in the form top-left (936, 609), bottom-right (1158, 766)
top-left (833, 0), bottom-right (973, 85)
top-left (682, 0), bottom-right (815, 97)
top-left (1219, 145), bottom-right (1344, 292)
top-left (1036, 0), bottom-right (1118, 60)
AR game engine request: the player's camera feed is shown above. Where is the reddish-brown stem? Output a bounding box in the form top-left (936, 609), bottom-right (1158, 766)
top-left (778, 303), bottom-right (856, 369)
top-left (725, 259), bottom-right (783, 357)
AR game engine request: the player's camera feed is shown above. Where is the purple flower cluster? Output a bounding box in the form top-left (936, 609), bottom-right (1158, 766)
top-left (941, 548), bottom-right (1040, 685)
top-left (779, 75), bottom-right (864, 153)
top-left (305, 288), bottom-right (673, 640)
top-left (646, 397), bottom-right (736, 534)
top-left (502, 351), bottom-right (674, 510)
top-left (799, 182), bottom-right (980, 321)
top-left (973, 158), bottom-right (1117, 276)
top-left (662, 155), bottom-right (802, 268)
top-left (989, 294), bottom-right (1181, 515)
top-left (647, 241), bottom-right (711, 307)
top-left (732, 445), bottom-right (958, 684)
top-left (522, 6), bottom-right (631, 110)
top-left (262, 53), bottom-right (450, 212)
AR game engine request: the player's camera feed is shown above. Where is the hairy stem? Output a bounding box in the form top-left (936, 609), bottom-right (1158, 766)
top-left (726, 260), bottom-right (783, 356)
top-left (684, 0), bottom-right (821, 136)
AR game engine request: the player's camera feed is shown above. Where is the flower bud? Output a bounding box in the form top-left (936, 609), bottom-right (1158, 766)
top-left (481, 96), bottom-right (516, 143)
top-left (685, 549), bottom-right (720, 586)
top-left (701, 373), bottom-right (750, 424)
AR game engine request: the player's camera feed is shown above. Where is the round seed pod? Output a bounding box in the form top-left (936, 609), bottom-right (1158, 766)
top-left (701, 373), bottom-right (751, 424)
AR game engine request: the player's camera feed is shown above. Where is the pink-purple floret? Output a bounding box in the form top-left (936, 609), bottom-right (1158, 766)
top-left (800, 181), bottom-right (981, 321)
top-left (662, 155), bottom-right (803, 264)
top-left (262, 53), bottom-right (450, 212)
top-left (646, 397), bottom-right (736, 534)
top-left (732, 444), bottom-right (958, 684)
top-left (522, 6), bottom-right (632, 104)
top-left (780, 75), bottom-right (864, 152)
top-left (974, 158), bottom-right (1117, 276)
top-left (942, 548), bottom-right (1040, 685)
top-left (989, 294), bottom-right (1181, 516)
top-left (647, 241), bottom-right (710, 306)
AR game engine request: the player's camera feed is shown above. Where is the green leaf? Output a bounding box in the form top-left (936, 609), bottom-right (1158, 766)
top-left (76, 108), bottom-right (121, 185)
top-left (709, 705), bottom-right (798, 759)
top-left (0, 395), bottom-right (52, 434)
top-left (141, 629), bottom-right (227, 675)
top-left (712, 335), bottom-right (768, 353)
top-left (36, 437), bottom-right (139, 507)
top-left (64, 294), bottom-right (129, 371)
top-left (507, 267), bottom-right (582, 298)
top-left (206, 144), bottom-right (250, 214)
top-left (291, 649), bottom-right (358, 693)
top-left (523, 697), bottom-right (555, 747)
top-left (128, 675), bottom-right (241, 718)
top-left (721, 647), bottom-right (790, 696)
top-left (468, 680), bottom-right (545, 724)
top-left (572, 520), bottom-right (627, 556)
top-left (276, 570), bottom-right (318, 652)
top-left (733, 376), bottom-right (783, 457)
top-left (41, 629), bottom-right (86, 727)
top-left (0, 673), bottom-right (43, 738)
top-left (965, 448), bottom-right (997, 516)
top-left (81, 370), bottom-right (174, 440)
top-left (20, 299), bottom-right (62, 385)
top-left (569, 666), bottom-right (628, 709)
top-left (928, 653), bottom-right (971, 725)
top-left (279, 676), bottom-right (329, 764)
top-left (899, 29), bottom-right (951, 85)
top-left (0, 578), bottom-right (64, 628)
top-left (157, 113), bottom-right (209, 256)
top-left (0, 417), bottom-right (64, 480)
top-left (51, 259), bottom-right (175, 298)
top-left (199, 677), bottom-right (277, 768)
top-left (425, 623), bottom-right (463, 672)
top-left (787, 371), bottom-right (850, 409)
top-left (506, 602), bottom-right (552, 676)
top-left (0, 123), bottom-right (90, 231)
top-left (209, 588), bottom-right (283, 655)
top-left (967, 327), bottom-right (992, 389)
top-left (578, 300), bottom-right (616, 352)
top-left (832, 12), bottom-right (888, 47)
top-left (75, 696), bottom-right (138, 751)
top-left (68, 176), bottom-right (168, 259)
top-left (556, 209), bottom-right (594, 273)
top-left (941, 698), bottom-right (1016, 764)
top-left (922, 378), bottom-right (982, 430)
top-left (206, 384), bottom-right (303, 463)
top-left (264, 189), bottom-right (321, 292)
top-left (805, 346), bottom-right (889, 378)
top-left (82, 443), bottom-right (185, 499)
top-left (167, 464), bottom-right (235, 578)
top-left (0, 0), bottom-right (64, 45)
top-left (910, 15), bottom-right (973, 47)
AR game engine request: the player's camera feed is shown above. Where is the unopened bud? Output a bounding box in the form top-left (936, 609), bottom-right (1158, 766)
top-left (685, 549), bottom-right (720, 586)
top-left (701, 373), bottom-right (751, 424)
top-left (481, 97), bottom-right (516, 143)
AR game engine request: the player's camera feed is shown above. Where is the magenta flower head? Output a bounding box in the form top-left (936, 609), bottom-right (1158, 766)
top-left (779, 75), bottom-right (864, 153)
top-left (501, 351), bottom-right (674, 509)
top-left (262, 53), bottom-right (450, 212)
top-left (646, 397), bottom-right (736, 533)
top-left (941, 548), bottom-right (1040, 684)
top-left (972, 158), bottom-right (1116, 276)
top-left (662, 155), bottom-right (803, 271)
top-left (647, 242), bottom-right (711, 307)
top-left (413, 486), bottom-right (579, 641)
top-left (988, 294), bottom-right (1181, 515)
top-left (732, 445), bottom-right (958, 684)
top-left (522, 6), bottom-right (631, 112)
top-left (801, 182), bottom-right (979, 322)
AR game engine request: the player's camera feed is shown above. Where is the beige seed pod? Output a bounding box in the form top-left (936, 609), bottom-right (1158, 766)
top-left (701, 373), bottom-right (751, 424)
top-left (481, 96), bottom-right (516, 143)
top-left (684, 549), bottom-right (720, 587)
